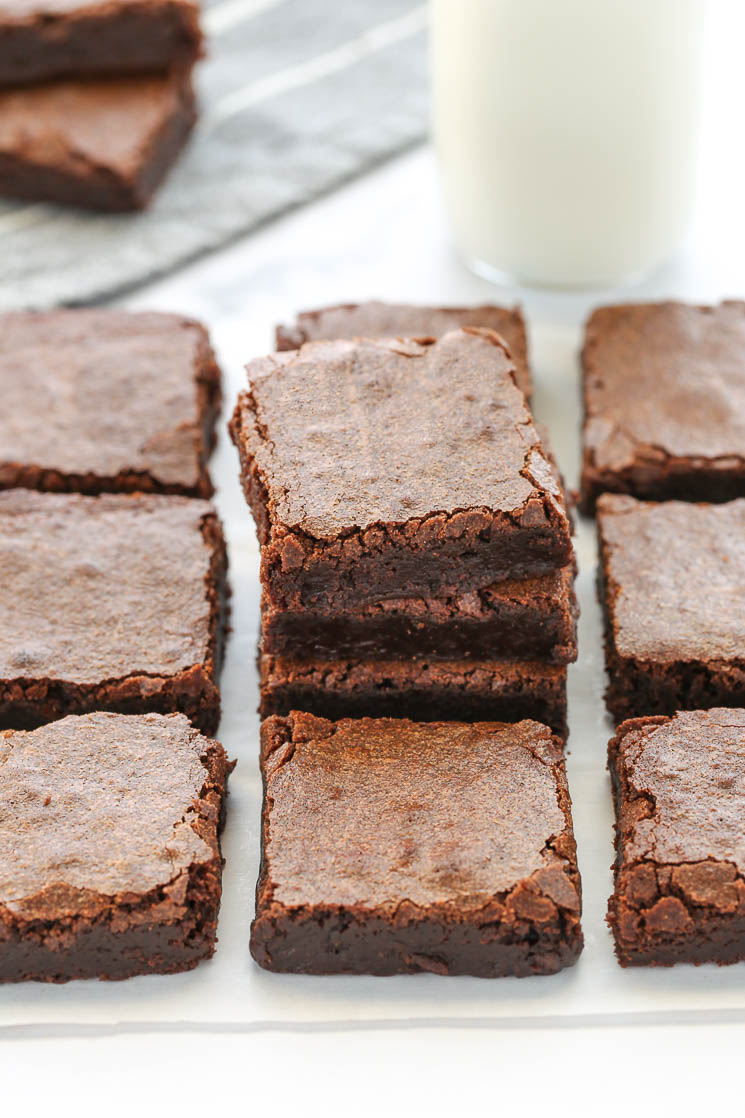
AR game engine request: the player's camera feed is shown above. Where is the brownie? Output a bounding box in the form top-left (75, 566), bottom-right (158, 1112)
top-left (608, 709), bottom-right (745, 967)
top-left (259, 655), bottom-right (568, 736)
top-left (597, 495), bottom-right (745, 722)
top-left (230, 329), bottom-right (572, 612)
top-left (0, 310), bottom-right (221, 497)
top-left (0, 0), bottom-right (202, 86)
top-left (276, 300), bottom-right (532, 400)
top-left (0, 491), bottom-right (228, 734)
top-left (0, 711), bottom-right (232, 982)
top-left (251, 712), bottom-right (583, 976)
top-left (261, 565), bottom-right (578, 664)
top-left (581, 301), bottom-right (745, 512)
top-left (0, 70), bottom-right (195, 211)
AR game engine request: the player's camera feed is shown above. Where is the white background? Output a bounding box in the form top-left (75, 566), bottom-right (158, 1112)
top-left (4, 0), bottom-right (745, 1108)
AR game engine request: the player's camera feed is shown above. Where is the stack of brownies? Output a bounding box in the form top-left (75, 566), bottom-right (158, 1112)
top-left (0, 308), bottom-right (233, 983)
top-left (0, 0), bottom-right (202, 210)
top-left (231, 314), bottom-right (578, 735)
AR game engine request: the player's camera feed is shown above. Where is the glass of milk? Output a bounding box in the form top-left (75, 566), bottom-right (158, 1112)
top-left (431, 0), bottom-right (706, 288)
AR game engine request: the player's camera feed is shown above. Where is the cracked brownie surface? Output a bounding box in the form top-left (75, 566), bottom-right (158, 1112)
top-left (230, 328), bottom-right (572, 609)
top-left (0, 711), bottom-right (231, 982)
top-left (597, 494), bottom-right (745, 721)
top-left (581, 301), bottom-right (745, 511)
top-left (275, 299), bottom-right (532, 400)
top-left (0, 490), bottom-right (228, 733)
top-left (251, 712), bottom-right (583, 976)
top-left (608, 709), bottom-right (745, 967)
top-left (0, 309), bottom-right (221, 497)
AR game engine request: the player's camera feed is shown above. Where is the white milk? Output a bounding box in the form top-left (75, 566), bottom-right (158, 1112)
top-left (431, 0), bottom-right (705, 288)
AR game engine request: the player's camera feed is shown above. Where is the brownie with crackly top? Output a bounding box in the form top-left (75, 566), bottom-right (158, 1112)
top-left (0, 711), bottom-right (231, 982)
top-left (230, 329), bottom-right (572, 612)
top-left (608, 708), bottom-right (745, 967)
top-left (0, 310), bottom-right (221, 497)
top-left (581, 301), bottom-right (745, 512)
top-left (251, 712), bottom-right (583, 976)
top-left (0, 490), bottom-right (228, 734)
top-left (597, 494), bottom-right (745, 722)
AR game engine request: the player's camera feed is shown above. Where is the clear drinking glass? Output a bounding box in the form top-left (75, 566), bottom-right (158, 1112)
top-left (431, 0), bottom-right (706, 288)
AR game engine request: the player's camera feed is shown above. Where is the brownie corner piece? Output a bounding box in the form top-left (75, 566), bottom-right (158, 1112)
top-left (0, 70), bottom-right (196, 211)
top-left (0, 711), bottom-right (232, 983)
top-left (580, 300), bottom-right (745, 512)
top-left (231, 329), bottom-right (571, 609)
top-left (251, 713), bottom-right (583, 977)
top-left (607, 708), bottom-right (745, 968)
top-left (597, 493), bottom-right (745, 721)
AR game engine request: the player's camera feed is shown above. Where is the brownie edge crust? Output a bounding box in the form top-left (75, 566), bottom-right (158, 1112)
top-left (251, 712), bottom-right (583, 977)
top-left (0, 712), bottom-right (233, 983)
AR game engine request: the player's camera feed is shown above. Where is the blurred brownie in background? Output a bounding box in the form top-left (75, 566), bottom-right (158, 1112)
top-left (0, 309), bottom-right (221, 497)
top-left (276, 300), bottom-right (533, 400)
top-left (0, 0), bottom-right (202, 86)
top-left (0, 70), bottom-right (196, 210)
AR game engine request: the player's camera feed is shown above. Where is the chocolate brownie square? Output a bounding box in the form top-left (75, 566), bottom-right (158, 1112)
top-left (581, 301), bottom-right (745, 512)
top-left (0, 711), bottom-right (231, 982)
top-left (0, 310), bottom-right (221, 497)
top-left (230, 329), bottom-right (572, 612)
top-left (258, 655), bottom-right (569, 737)
top-left (597, 494), bottom-right (745, 722)
top-left (276, 300), bottom-right (532, 400)
top-left (260, 565), bottom-right (578, 664)
top-left (0, 491), bottom-right (228, 734)
top-left (251, 712), bottom-right (583, 976)
top-left (0, 70), bottom-right (195, 211)
top-left (0, 0), bottom-right (202, 86)
top-left (608, 708), bottom-right (745, 967)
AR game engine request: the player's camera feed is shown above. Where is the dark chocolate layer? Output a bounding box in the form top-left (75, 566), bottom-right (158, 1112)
top-left (259, 654), bottom-right (568, 737)
top-left (260, 565), bottom-right (577, 663)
